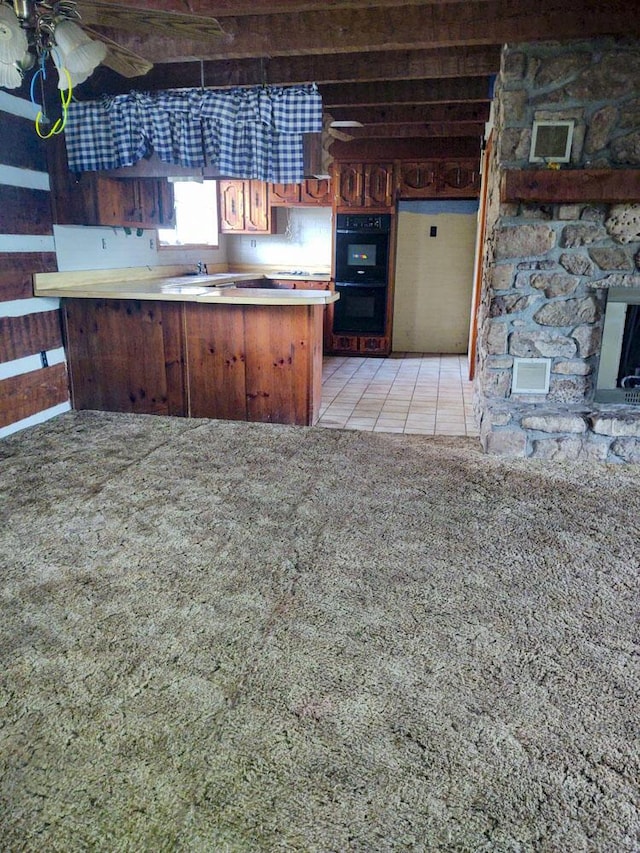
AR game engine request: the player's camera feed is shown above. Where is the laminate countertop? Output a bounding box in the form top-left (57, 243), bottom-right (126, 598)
top-left (33, 268), bottom-right (337, 306)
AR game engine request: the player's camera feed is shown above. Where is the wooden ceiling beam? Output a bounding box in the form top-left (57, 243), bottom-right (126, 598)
top-left (328, 103), bottom-right (491, 124)
top-left (201, 45), bottom-right (500, 86)
top-left (329, 137), bottom-right (482, 162)
top-left (84, 0), bottom-right (485, 17)
top-left (89, 45), bottom-right (500, 92)
top-left (87, 0), bottom-right (635, 62)
top-left (338, 122), bottom-right (487, 139)
top-left (320, 78), bottom-right (491, 108)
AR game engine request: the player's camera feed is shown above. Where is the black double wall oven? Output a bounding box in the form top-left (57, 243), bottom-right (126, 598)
top-left (333, 213), bottom-right (391, 336)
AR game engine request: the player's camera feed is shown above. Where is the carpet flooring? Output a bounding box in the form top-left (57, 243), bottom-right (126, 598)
top-left (1, 411), bottom-right (639, 852)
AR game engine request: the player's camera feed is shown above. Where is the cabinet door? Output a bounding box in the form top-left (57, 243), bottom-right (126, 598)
top-left (398, 161), bottom-right (439, 198)
top-left (330, 333), bottom-right (360, 353)
top-left (95, 178), bottom-right (142, 227)
top-left (336, 164), bottom-right (364, 207)
top-left (364, 163), bottom-right (394, 208)
top-left (143, 178), bottom-right (176, 227)
top-left (245, 181), bottom-right (271, 232)
top-left (219, 180), bottom-right (245, 232)
top-left (63, 298), bottom-right (186, 415)
top-left (440, 161), bottom-right (480, 196)
top-left (269, 183), bottom-right (301, 205)
top-left (157, 178), bottom-right (176, 226)
top-left (301, 178), bottom-right (332, 206)
top-left (137, 179), bottom-right (161, 226)
top-left (359, 335), bottom-right (390, 355)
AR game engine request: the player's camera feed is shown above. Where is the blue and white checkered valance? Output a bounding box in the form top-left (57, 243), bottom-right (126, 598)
top-left (64, 84), bottom-right (323, 183)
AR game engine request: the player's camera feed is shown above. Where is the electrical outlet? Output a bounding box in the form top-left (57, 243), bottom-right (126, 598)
top-left (149, 237), bottom-right (155, 250)
top-left (250, 239), bottom-right (257, 248)
top-left (40, 351), bottom-right (48, 367)
top-left (101, 238), bottom-right (108, 250)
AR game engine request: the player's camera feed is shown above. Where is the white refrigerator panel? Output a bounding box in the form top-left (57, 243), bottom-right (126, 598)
top-left (392, 205), bottom-right (477, 353)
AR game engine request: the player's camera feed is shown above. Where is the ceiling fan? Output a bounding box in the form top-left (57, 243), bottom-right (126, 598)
top-left (0, 0), bottom-right (226, 89)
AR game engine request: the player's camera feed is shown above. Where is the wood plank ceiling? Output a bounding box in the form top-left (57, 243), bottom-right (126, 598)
top-left (74, 0), bottom-right (636, 166)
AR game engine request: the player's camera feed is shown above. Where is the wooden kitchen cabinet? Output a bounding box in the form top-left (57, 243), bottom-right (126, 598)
top-left (63, 295), bottom-right (326, 426)
top-left (440, 160), bottom-right (480, 196)
top-left (397, 159), bottom-right (480, 199)
top-left (185, 303), bottom-right (247, 421)
top-left (329, 333), bottom-right (390, 356)
top-left (52, 172), bottom-right (176, 229)
top-left (95, 177), bottom-right (176, 229)
top-left (292, 279), bottom-right (334, 351)
top-left (48, 134), bottom-right (175, 228)
top-left (334, 162), bottom-right (395, 209)
top-left (184, 301), bottom-right (323, 425)
top-left (62, 298), bottom-right (186, 415)
top-left (269, 183), bottom-right (300, 206)
top-left (218, 179), bottom-right (273, 233)
top-left (397, 161), bottom-right (440, 198)
top-left (269, 178), bottom-right (332, 207)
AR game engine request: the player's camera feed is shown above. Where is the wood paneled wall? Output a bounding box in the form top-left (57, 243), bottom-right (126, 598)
top-left (0, 94), bottom-right (69, 437)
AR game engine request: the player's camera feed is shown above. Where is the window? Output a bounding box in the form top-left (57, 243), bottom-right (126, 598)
top-left (158, 179), bottom-right (219, 247)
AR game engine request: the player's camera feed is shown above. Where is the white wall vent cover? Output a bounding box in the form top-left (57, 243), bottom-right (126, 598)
top-left (529, 120), bottom-right (574, 163)
top-left (512, 357), bottom-right (551, 394)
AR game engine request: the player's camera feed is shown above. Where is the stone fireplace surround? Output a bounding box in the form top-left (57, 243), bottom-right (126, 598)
top-left (475, 38), bottom-right (640, 461)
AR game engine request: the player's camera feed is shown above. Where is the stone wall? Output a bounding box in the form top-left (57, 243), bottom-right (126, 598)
top-left (476, 38), bottom-right (640, 461)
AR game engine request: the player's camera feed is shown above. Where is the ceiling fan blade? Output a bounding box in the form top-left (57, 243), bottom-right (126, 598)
top-left (79, 2), bottom-right (226, 42)
top-left (83, 27), bottom-right (153, 78)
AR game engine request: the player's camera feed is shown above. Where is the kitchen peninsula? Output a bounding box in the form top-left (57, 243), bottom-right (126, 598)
top-left (34, 267), bottom-right (337, 427)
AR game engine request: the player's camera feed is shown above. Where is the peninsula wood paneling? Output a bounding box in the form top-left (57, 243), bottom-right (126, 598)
top-left (0, 363), bottom-right (68, 429)
top-left (244, 304), bottom-right (323, 426)
top-left (63, 299), bottom-right (184, 415)
top-left (185, 303), bottom-right (247, 420)
top-left (0, 311), bottom-right (63, 364)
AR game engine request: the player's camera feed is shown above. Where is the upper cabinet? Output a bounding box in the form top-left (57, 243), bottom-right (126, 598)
top-left (219, 179), bottom-right (274, 234)
top-left (269, 178), bottom-right (332, 207)
top-left (52, 171), bottom-right (176, 229)
top-left (439, 160), bottom-right (480, 196)
top-left (335, 162), bottom-right (394, 209)
top-left (333, 159), bottom-right (481, 207)
top-left (397, 161), bottom-right (440, 198)
top-left (397, 159), bottom-right (480, 199)
top-left (48, 135), bottom-right (175, 229)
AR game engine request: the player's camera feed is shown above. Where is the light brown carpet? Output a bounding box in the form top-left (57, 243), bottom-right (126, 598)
top-left (1, 411), bottom-right (639, 852)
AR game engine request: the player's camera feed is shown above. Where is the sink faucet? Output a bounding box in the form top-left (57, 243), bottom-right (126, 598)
top-left (197, 261), bottom-right (207, 274)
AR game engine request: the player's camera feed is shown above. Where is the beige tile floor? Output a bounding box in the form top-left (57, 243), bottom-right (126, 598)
top-left (319, 353), bottom-right (478, 436)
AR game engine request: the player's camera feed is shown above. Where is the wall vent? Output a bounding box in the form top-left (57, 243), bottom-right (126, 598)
top-left (512, 358), bottom-right (551, 394)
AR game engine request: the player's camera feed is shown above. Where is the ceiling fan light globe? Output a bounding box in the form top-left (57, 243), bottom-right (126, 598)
top-left (0, 59), bottom-right (22, 88)
top-left (52, 48), bottom-right (91, 89)
top-left (53, 20), bottom-right (107, 73)
top-left (0, 5), bottom-right (27, 64)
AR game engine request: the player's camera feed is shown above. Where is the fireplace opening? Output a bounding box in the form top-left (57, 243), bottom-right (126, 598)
top-left (595, 287), bottom-right (640, 404)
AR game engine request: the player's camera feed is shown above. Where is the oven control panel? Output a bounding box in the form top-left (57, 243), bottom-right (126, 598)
top-left (336, 214), bottom-right (391, 233)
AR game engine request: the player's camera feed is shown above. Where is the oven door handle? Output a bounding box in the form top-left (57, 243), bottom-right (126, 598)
top-left (336, 280), bottom-right (388, 288)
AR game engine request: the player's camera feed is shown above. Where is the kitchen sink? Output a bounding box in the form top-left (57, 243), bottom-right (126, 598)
top-left (160, 284), bottom-right (211, 295)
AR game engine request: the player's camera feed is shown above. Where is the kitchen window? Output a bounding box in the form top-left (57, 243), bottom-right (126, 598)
top-left (158, 179), bottom-right (219, 248)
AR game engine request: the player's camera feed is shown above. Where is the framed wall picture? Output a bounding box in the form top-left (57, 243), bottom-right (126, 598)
top-left (529, 120), bottom-right (575, 164)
